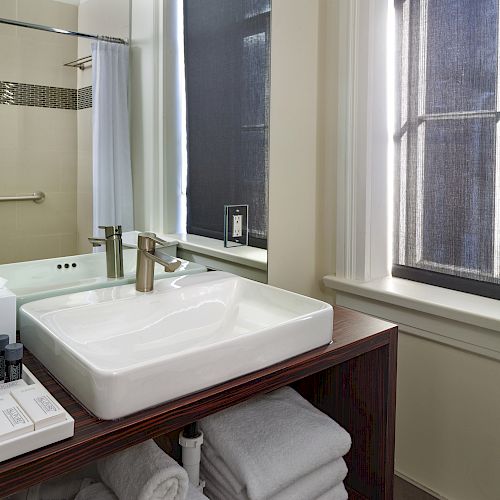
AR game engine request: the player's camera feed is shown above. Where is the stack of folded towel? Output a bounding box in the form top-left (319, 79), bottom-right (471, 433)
top-left (200, 386), bottom-right (351, 500)
top-left (10, 440), bottom-right (209, 500)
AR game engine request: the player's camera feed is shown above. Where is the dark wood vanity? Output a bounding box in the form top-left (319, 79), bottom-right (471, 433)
top-left (0, 307), bottom-right (397, 500)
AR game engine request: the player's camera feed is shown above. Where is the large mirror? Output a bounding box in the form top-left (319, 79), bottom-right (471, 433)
top-left (0, 0), bottom-right (269, 292)
top-left (0, 0), bottom-right (131, 265)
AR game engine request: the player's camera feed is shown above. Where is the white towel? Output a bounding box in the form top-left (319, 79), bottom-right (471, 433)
top-left (74, 481), bottom-right (117, 500)
top-left (201, 439), bottom-right (242, 494)
top-left (202, 439), bottom-right (348, 500)
top-left (200, 387), bottom-right (351, 500)
top-left (204, 481), bottom-right (348, 500)
top-left (0, 278), bottom-right (7, 289)
top-left (315, 482), bottom-right (348, 500)
top-left (98, 440), bottom-right (189, 500)
top-left (201, 458), bottom-right (347, 500)
top-left (203, 481), bottom-right (349, 500)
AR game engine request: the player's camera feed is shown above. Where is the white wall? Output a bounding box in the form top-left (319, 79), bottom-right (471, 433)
top-left (396, 333), bottom-right (500, 500)
top-left (267, 0), bottom-right (337, 301)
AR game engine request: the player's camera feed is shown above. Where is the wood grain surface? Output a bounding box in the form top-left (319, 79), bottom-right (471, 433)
top-left (0, 306), bottom-right (397, 499)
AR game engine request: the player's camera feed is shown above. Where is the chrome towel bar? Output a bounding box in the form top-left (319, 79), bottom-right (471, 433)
top-left (0, 192), bottom-right (46, 203)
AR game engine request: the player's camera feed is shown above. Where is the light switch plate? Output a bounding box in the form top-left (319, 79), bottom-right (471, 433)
top-left (224, 205), bottom-right (248, 248)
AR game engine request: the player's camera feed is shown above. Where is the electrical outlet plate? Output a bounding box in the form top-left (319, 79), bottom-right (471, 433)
top-left (224, 205), bottom-right (249, 248)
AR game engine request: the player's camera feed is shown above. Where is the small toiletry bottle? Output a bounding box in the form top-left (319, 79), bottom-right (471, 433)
top-left (4, 343), bottom-right (23, 383)
top-left (0, 335), bottom-right (9, 382)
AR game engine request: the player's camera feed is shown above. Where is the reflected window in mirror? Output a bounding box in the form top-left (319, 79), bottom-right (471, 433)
top-left (183, 0), bottom-right (271, 249)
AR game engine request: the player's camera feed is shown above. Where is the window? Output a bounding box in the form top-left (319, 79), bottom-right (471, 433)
top-left (393, 0), bottom-right (500, 299)
top-left (183, 0), bottom-right (270, 249)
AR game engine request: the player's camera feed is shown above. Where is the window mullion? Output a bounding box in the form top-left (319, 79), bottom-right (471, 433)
top-left (397, 0), bottom-right (411, 266)
top-left (415, 0), bottom-right (428, 265)
top-left (420, 110), bottom-right (498, 121)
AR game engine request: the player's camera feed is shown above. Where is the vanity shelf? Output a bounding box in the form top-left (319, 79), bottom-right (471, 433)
top-left (0, 307), bottom-right (397, 500)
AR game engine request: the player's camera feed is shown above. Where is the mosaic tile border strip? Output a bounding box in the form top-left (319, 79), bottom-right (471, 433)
top-left (77, 86), bottom-right (92, 110)
top-left (0, 82), bottom-right (93, 110)
top-left (0, 81), bottom-right (76, 109)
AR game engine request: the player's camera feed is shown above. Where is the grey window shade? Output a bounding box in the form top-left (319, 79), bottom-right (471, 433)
top-left (393, 0), bottom-right (500, 299)
top-left (183, 0), bottom-right (270, 249)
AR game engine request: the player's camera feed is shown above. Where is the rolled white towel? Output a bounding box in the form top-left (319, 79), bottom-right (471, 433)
top-left (75, 482), bottom-right (117, 500)
top-left (98, 440), bottom-right (189, 500)
top-left (200, 386), bottom-right (351, 500)
top-left (315, 482), bottom-right (348, 500)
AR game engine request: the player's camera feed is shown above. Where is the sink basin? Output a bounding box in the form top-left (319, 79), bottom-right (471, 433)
top-left (20, 272), bottom-right (333, 419)
top-left (0, 248), bottom-right (207, 320)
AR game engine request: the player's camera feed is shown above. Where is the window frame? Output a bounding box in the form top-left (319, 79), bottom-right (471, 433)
top-left (335, 0), bottom-right (391, 282)
top-left (326, 0), bottom-right (500, 369)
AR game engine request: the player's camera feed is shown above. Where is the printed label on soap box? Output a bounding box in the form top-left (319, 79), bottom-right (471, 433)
top-left (0, 393), bottom-right (34, 443)
top-left (0, 379), bottom-right (27, 392)
top-left (11, 385), bottom-right (66, 430)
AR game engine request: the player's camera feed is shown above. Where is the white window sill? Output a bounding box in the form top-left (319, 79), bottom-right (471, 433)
top-left (123, 231), bottom-right (267, 281)
top-left (166, 233), bottom-right (267, 282)
top-left (166, 233), bottom-right (267, 269)
top-left (323, 274), bottom-right (500, 360)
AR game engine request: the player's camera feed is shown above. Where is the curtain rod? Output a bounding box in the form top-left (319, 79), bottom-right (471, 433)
top-left (0, 17), bottom-right (128, 45)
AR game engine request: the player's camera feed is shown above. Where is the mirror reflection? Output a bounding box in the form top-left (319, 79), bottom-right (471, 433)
top-left (0, 0), bottom-right (131, 265)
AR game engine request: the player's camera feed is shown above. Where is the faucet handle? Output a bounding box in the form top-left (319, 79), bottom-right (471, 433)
top-left (99, 225), bottom-right (122, 239)
top-left (137, 232), bottom-right (172, 251)
top-left (161, 253), bottom-right (182, 272)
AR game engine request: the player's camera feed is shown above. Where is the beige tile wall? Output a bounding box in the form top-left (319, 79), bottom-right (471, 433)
top-left (0, 0), bottom-right (78, 264)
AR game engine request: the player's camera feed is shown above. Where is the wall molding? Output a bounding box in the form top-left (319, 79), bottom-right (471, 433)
top-left (130, 0), bottom-right (167, 233)
top-left (336, 0), bottom-right (390, 282)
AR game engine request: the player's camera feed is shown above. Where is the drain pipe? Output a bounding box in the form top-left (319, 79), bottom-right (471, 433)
top-left (179, 422), bottom-right (205, 491)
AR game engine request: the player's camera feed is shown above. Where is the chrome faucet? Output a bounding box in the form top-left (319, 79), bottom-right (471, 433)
top-left (136, 232), bottom-right (181, 292)
top-left (88, 225), bottom-right (131, 279)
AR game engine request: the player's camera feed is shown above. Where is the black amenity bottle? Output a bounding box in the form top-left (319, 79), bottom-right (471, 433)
top-left (4, 343), bottom-right (23, 383)
top-left (0, 335), bottom-right (9, 382)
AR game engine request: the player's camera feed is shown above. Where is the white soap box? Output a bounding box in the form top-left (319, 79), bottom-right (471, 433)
top-left (0, 366), bottom-right (74, 462)
top-left (11, 384), bottom-right (67, 430)
top-left (0, 393), bottom-right (33, 443)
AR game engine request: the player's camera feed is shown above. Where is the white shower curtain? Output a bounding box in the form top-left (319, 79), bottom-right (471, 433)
top-left (91, 41), bottom-right (134, 236)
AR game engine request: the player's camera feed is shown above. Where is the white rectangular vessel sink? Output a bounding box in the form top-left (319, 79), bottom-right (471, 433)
top-left (20, 272), bottom-right (333, 420)
top-left (0, 249), bottom-right (206, 319)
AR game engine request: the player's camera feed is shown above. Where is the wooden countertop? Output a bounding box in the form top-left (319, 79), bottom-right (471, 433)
top-left (0, 307), bottom-right (396, 496)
